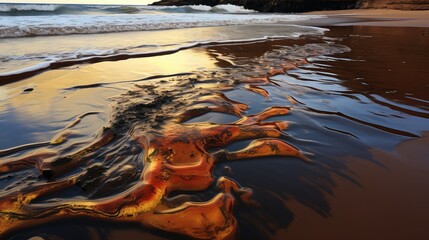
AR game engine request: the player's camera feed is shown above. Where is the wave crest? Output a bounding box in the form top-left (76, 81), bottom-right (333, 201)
top-left (0, 3), bottom-right (256, 16)
top-left (212, 4), bottom-right (256, 13)
top-left (0, 4), bottom-right (60, 12)
top-left (186, 4), bottom-right (256, 13)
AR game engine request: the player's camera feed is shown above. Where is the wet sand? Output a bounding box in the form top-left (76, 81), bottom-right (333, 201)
top-left (1, 14), bottom-right (429, 240)
top-left (282, 26), bottom-right (429, 240)
top-left (285, 133), bottom-right (429, 240)
top-left (303, 9), bottom-right (429, 27)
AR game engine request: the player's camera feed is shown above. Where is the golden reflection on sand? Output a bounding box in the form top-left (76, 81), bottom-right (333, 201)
top-left (0, 88), bottom-right (8, 102)
top-left (0, 49), bottom-right (216, 123)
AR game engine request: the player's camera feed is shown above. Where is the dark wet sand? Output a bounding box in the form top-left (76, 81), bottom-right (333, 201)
top-left (303, 9), bottom-right (429, 27)
top-left (285, 133), bottom-right (429, 240)
top-left (212, 26), bottom-right (429, 240)
top-left (282, 26), bottom-right (429, 240)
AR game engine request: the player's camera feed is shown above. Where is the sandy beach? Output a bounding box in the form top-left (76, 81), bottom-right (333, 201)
top-left (0, 4), bottom-right (429, 240)
top-left (301, 9), bottom-right (429, 27)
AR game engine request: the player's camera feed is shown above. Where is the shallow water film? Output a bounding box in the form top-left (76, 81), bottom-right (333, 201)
top-left (0, 26), bottom-right (429, 240)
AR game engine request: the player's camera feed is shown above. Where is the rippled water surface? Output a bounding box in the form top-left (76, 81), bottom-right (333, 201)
top-left (0, 26), bottom-right (428, 239)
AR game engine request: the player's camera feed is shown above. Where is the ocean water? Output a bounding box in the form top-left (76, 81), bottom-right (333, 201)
top-left (0, 3), bottom-right (325, 80)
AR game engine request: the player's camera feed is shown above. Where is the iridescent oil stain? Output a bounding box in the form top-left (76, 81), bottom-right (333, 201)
top-left (0, 42), bottom-right (315, 239)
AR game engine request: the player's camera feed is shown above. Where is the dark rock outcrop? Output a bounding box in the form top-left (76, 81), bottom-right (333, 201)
top-left (151, 0), bottom-right (429, 12)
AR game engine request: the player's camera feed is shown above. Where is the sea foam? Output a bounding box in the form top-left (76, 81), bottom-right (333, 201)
top-left (0, 3), bottom-right (255, 15)
top-left (0, 4), bottom-right (60, 12)
top-left (0, 13), bottom-right (324, 38)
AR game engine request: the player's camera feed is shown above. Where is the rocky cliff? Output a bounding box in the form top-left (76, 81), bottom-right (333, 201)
top-left (151, 0), bottom-right (429, 12)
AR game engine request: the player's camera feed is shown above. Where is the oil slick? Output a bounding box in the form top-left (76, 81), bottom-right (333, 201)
top-left (0, 43), bottom-right (350, 239)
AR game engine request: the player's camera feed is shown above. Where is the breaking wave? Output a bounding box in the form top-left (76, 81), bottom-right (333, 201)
top-left (0, 3), bottom-right (256, 16)
top-left (0, 14), bottom-right (323, 38)
top-left (0, 4), bottom-right (60, 13)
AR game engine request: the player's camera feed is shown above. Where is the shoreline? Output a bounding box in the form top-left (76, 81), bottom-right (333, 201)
top-left (1, 9), bottom-right (428, 86)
